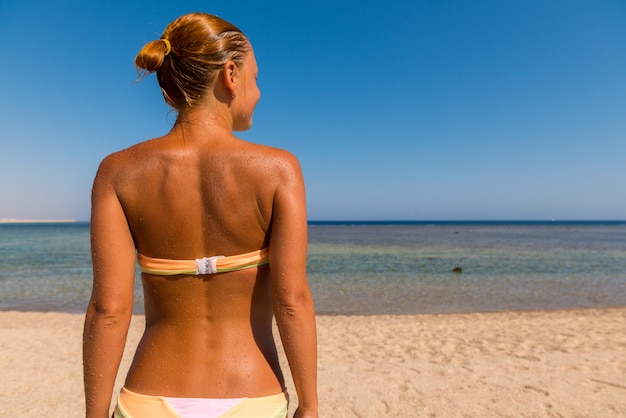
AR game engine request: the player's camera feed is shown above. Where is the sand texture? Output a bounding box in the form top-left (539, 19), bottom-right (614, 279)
top-left (1, 308), bottom-right (625, 417)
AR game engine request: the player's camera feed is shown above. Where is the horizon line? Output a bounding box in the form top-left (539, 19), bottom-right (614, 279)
top-left (2, 219), bottom-right (624, 225)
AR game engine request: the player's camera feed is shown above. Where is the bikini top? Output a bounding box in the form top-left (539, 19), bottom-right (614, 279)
top-left (137, 248), bottom-right (269, 276)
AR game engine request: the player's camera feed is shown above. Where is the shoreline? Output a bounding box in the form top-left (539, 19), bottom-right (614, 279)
top-left (2, 304), bottom-right (626, 316)
top-left (3, 302), bottom-right (626, 316)
top-left (2, 308), bottom-right (625, 417)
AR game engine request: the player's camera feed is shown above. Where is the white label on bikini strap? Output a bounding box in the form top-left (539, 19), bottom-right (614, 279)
top-left (195, 255), bottom-right (224, 274)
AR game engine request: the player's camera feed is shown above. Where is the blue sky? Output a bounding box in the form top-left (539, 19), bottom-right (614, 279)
top-left (1, 0), bottom-right (625, 221)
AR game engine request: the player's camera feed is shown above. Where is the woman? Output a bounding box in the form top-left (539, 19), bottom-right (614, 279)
top-left (83, 12), bottom-right (318, 418)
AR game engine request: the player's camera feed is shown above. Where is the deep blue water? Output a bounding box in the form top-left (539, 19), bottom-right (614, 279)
top-left (1, 221), bottom-right (625, 314)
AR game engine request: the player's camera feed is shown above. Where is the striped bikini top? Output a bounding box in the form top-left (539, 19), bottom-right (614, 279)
top-left (137, 248), bottom-right (269, 276)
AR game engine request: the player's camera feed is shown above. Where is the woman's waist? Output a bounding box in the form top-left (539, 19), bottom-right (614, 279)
top-left (140, 317), bottom-right (276, 351)
top-left (126, 326), bottom-right (284, 397)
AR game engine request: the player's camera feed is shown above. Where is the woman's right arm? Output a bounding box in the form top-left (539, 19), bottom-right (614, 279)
top-left (269, 152), bottom-right (318, 418)
top-left (83, 156), bottom-right (137, 418)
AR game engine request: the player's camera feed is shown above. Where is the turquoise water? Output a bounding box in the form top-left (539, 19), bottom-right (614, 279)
top-left (1, 222), bottom-right (625, 314)
top-left (307, 222), bottom-right (626, 314)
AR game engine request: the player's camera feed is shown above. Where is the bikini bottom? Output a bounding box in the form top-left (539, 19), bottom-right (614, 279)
top-left (114, 387), bottom-right (288, 418)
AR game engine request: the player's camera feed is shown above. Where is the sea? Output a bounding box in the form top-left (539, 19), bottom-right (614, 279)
top-left (1, 221), bottom-right (625, 315)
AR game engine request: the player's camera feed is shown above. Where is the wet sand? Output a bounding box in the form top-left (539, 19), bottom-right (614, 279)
top-left (1, 308), bottom-right (625, 417)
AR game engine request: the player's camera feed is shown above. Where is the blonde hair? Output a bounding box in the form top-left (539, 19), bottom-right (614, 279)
top-left (135, 13), bottom-right (249, 111)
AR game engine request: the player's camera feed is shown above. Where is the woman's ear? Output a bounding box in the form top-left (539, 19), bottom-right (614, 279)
top-left (223, 61), bottom-right (237, 98)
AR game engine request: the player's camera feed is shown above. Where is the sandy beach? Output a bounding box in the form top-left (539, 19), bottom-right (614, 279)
top-left (1, 308), bottom-right (625, 417)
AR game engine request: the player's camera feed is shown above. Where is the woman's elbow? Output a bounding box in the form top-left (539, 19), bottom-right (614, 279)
top-left (86, 297), bottom-right (133, 326)
top-left (272, 291), bottom-right (315, 318)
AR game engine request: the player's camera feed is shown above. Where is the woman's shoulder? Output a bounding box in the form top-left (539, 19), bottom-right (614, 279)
top-left (237, 140), bottom-right (302, 172)
top-left (95, 138), bottom-right (160, 180)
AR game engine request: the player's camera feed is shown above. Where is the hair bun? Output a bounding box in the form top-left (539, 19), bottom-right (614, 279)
top-left (135, 39), bottom-right (169, 74)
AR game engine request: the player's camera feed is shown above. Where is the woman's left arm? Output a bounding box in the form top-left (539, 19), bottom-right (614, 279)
top-left (83, 156), bottom-right (136, 418)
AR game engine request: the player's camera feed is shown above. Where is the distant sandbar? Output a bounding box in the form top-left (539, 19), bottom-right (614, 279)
top-left (0, 219), bottom-right (77, 224)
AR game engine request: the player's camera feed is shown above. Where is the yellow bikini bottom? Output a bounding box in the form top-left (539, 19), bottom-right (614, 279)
top-left (114, 387), bottom-right (288, 418)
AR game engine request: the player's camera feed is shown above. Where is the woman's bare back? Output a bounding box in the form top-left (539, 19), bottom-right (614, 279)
top-left (105, 126), bottom-right (292, 397)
